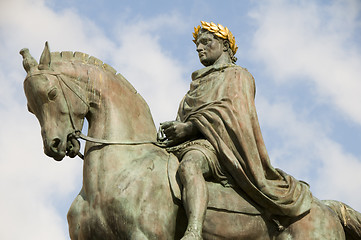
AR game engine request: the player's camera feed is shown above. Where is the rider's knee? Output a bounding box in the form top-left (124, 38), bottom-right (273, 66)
top-left (177, 150), bottom-right (208, 179)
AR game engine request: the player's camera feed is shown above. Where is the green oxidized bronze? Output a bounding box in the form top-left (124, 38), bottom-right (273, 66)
top-left (21, 21), bottom-right (361, 239)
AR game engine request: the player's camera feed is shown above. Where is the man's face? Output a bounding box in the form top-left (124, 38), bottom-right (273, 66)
top-left (196, 30), bottom-right (224, 67)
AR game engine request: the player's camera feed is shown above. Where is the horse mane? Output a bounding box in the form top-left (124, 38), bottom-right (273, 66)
top-left (50, 51), bottom-right (137, 94)
top-left (49, 51), bottom-right (156, 123)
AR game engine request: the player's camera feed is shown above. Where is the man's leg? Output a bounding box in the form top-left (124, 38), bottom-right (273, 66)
top-left (178, 150), bottom-right (210, 240)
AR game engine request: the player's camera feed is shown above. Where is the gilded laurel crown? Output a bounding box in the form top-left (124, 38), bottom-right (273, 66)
top-left (193, 21), bottom-right (238, 55)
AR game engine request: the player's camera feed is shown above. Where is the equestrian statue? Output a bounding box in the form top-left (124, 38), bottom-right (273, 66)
top-left (21, 21), bottom-right (361, 239)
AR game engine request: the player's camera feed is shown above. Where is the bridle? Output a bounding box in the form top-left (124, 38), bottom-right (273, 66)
top-left (26, 70), bottom-right (166, 159)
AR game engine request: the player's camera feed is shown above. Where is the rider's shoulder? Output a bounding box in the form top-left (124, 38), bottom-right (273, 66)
top-left (225, 64), bottom-right (254, 79)
top-left (227, 64), bottom-right (250, 73)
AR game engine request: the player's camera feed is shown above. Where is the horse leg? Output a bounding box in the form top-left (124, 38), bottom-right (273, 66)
top-left (67, 188), bottom-right (87, 240)
top-left (276, 198), bottom-right (345, 240)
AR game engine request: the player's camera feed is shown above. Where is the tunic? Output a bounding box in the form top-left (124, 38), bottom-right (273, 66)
top-left (176, 63), bottom-right (312, 217)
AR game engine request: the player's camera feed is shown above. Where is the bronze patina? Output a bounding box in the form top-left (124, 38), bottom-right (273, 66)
top-left (21, 21), bottom-right (361, 240)
top-left (160, 20), bottom-right (313, 239)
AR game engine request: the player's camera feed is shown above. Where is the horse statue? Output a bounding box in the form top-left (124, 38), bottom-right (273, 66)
top-left (21, 42), bottom-right (361, 239)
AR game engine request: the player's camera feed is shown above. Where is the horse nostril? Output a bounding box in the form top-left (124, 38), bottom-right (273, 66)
top-left (50, 138), bottom-right (61, 152)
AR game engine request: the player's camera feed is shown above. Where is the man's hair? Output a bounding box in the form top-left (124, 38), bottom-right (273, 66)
top-left (193, 21), bottom-right (238, 63)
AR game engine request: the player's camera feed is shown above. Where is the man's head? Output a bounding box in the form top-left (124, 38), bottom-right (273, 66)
top-left (193, 21), bottom-right (238, 66)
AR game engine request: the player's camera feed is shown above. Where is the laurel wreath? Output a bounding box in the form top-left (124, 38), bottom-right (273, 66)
top-left (193, 21), bottom-right (238, 55)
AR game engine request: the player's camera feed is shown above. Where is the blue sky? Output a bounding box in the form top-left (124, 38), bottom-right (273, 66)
top-left (1, 0), bottom-right (361, 239)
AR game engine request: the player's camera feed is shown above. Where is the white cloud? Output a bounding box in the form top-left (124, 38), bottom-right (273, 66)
top-left (250, 0), bottom-right (361, 212)
top-left (0, 0), bottom-right (92, 238)
top-left (111, 16), bottom-right (189, 126)
top-left (250, 0), bottom-right (361, 124)
top-left (0, 103), bottom-right (83, 239)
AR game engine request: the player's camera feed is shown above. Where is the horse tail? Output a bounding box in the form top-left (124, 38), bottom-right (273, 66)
top-left (322, 200), bottom-right (361, 240)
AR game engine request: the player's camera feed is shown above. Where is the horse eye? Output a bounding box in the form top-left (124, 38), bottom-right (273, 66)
top-left (48, 88), bottom-right (58, 101)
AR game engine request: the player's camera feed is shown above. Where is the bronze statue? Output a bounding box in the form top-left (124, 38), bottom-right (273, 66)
top-left (21, 21), bottom-right (361, 239)
top-left (160, 21), bottom-right (313, 239)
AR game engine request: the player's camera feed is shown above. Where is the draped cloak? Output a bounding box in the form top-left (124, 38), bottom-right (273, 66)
top-left (177, 64), bottom-right (312, 217)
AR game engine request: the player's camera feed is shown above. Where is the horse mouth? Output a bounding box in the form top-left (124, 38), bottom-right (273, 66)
top-left (53, 153), bottom-right (66, 161)
top-left (66, 135), bottom-right (81, 158)
top-left (45, 137), bottom-right (66, 161)
top-left (46, 135), bottom-right (80, 161)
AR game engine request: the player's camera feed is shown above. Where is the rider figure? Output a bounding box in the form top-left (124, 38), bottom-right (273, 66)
top-left (160, 21), bottom-right (312, 240)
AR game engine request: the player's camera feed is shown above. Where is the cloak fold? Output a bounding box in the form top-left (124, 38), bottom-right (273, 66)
top-left (177, 64), bottom-right (312, 217)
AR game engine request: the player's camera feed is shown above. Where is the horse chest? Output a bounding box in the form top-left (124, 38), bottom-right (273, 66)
top-left (73, 150), bottom-right (175, 239)
top-left (82, 149), bottom-right (162, 203)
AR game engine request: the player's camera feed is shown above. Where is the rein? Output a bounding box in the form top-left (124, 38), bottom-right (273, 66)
top-left (28, 70), bottom-right (166, 160)
top-left (70, 130), bottom-right (166, 147)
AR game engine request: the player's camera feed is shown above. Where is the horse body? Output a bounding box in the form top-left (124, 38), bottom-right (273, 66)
top-left (68, 145), bottom-right (179, 239)
top-left (23, 43), bottom-right (360, 239)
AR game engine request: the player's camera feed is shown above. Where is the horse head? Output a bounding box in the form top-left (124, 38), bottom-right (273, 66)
top-left (21, 42), bottom-right (87, 161)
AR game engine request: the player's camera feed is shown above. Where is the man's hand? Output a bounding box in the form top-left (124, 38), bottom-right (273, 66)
top-left (160, 121), bottom-right (198, 147)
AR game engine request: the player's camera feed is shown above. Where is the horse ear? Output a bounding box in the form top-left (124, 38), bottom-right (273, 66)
top-left (20, 48), bottom-right (38, 73)
top-left (38, 41), bottom-right (51, 70)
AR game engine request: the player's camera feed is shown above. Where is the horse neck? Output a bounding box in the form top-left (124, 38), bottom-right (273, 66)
top-left (58, 61), bottom-right (157, 143)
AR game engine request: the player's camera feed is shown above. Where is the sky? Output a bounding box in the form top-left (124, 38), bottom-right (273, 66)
top-left (1, 0), bottom-right (361, 239)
